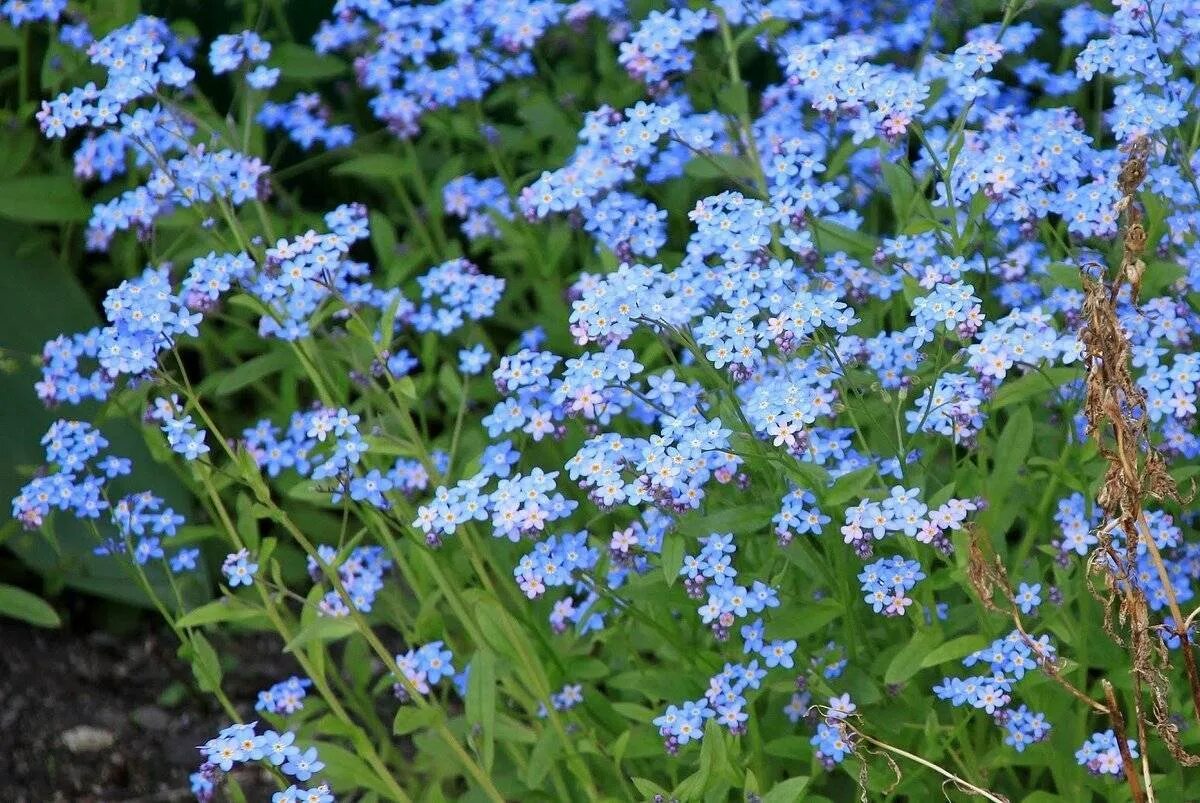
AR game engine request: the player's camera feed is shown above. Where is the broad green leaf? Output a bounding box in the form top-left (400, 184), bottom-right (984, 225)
top-left (473, 600), bottom-right (521, 662)
top-left (992, 406), bottom-right (1033, 491)
top-left (315, 741), bottom-right (396, 798)
top-left (884, 628), bottom-right (942, 685)
top-left (811, 218), bottom-right (875, 256)
top-left (982, 405), bottom-right (1033, 534)
top-left (370, 209), bottom-right (399, 275)
top-left (175, 596), bottom-right (268, 629)
top-left (880, 159), bottom-right (916, 224)
top-left (673, 767), bottom-right (709, 802)
top-left (770, 598), bottom-right (842, 639)
top-left (919, 634), bottom-right (989, 668)
top-left (524, 726), bottom-right (562, 788)
top-left (0, 176), bottom-right (90, 223)
top-left (224, 777), bottom-right (249, 803)
top-left (823, 466), bottom-right (878, 506)
top-left (611, 701), bottom-right (654, 721)
top-left (565, 656), bottom-right (609, 680)
top-left (332, 153), bottom-right (407, 182)
top-left (608, 669), bottom-right (696, 702)
top-left (700, 719), bottom-right (737, 786)
top-left (465, 650), bottom-right (497, 770)
top-left (392, 704), bottom-right (443, 735)
top-left (677, 504), bottom-right (773, 538)
top-left (185, 632), bottom-right (222, 692)
top-left (991, 367), bottom-right (1080, 411)
top-left (0, 583), bottom-right (60, 627)
top-left (661, 530), bottom-right (685, 585)
top-left (684, 153), bottom-right (751, 181)
top-left (273, 43), bottom-right (346, 80)
top-left (214, 350), bottom-right (290, 396)
top-left (762, 776), bottom-right (812, 803)
top-left (494, 713), bottom-right (537, 745)
top-left (632, 778), bottom-right (668, 798)
top-left (284, 615), bottom-right (357, 651)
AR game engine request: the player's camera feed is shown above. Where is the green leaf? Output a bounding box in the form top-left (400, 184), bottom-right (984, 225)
top-left (608, 669), bottom-right (696, 702)
top-left (186, 632), bottom-right (223, 692)
top-left (524, 726), bottom-right (562, 788)
top-left (284, 615), bottom-right (357, 651)
top-left (438, 363), bottom-right (463, 407)
top-left (684, 153), bottom-right (751, 181)
top-left (0, 175), bottom-right (91, 223)
top-left (370, 209), bottom-right (399, 273)
top-left (677, 504), bottom-right (773, 538)
top-left (473, 600), bottom-right (521, 662)
top-left (982, 406), bottom-right (1033, 533)
top-left (214, 350), bottom-right (290, 396)
top-left (823, 466), bottom-right (878, 506)
top-left (392, 705), bottom-right (443, 735)
top-left (1044, 262), bottom-right (1083, 291)
top-left (0, 583), bottom-right (60, 627)
top-left (762, 776), bottom-right (812, 803)
top-left (700, 718), bottom-right (737, 785)
top-left (992, 406), bottom-right (1033, 489)
top-left (315, 741), bottom-right (397, 798)
top-left (717, 82), bottom-right (750, 122)
top-left (332, 153), bottom-right (407, 183)
top-left (175, 596), bottom-right (267, 629)
top-left (465, 650), bottom-right (497, 770)
top-left (566, 656), bottom-right (609, 680)
top-left (224, 777), bottom-right (249, 803)
top-left (661, 530), bottom-right (685, 585)
top-left (811, 218), bottom-right (875, 256)
top-left (612, 701), bottom-right (654, 721)
top-left (494, 713), bottom-right (538, 745)
top-left (673, 767), bottom-right (709, 802)
top-left (631, 777), bottom-right (668, 798)
top-left (884, 628), bottom-right (942, 685)
top-left (770, 598), bottom-right (842, 639)
top-left (991, 367), bottom-right (1080, 411)
top-left (919, 634), bottom-right (989, 668)
top-left (880, 159), bottom-right (916, 224)
top-left (272, 43), bottom-right (346, 80)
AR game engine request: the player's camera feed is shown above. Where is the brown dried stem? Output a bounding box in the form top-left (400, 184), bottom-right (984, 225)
top-left (1074, 134), bottom-right (1200, 787)
top-left (1136, 513), bottom-right (1200, 721)
top-left (1103, 680), bottom-right (1148, 803)
top-left (809, 706), bottom-right (1010, 803)
top-left (967, 531), bottom-right (1109, 713)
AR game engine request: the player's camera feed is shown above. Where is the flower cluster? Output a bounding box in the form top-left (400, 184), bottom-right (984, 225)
top-left (393, 640), bottom-right (458, 701)
top-left (313, 0), bottom-right (615, 138)
top-left (841, 489), bottom-right (977, 558)
top-left (2, 0), bottom-right (64, 26)
top-left (192, 722), bottom-right (330, 802)
top-left (933, 630), bottom-right (1054, 750)
top-left (1076, 729), bottom-right (1139, 777)
top-left (858, 555), bottom-right (924, 616)
top-left (259, 93), bottom-right (355, 151)
top-left (14, 0), bottom-right (1200, 797)
top-left (221, 548), bottom-right (259, 587)
top-left (256, 676), bottom-right (314, 715)
top-left (308, 544), bottom-right (394, 616)
top-left (12, 419), bottom-right (197, 572)
top-left (442, 174), bottom-right (514, 240)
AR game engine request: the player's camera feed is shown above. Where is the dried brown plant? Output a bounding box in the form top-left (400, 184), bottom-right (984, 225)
top-left (1075, 134), bottom-right (1200, 785)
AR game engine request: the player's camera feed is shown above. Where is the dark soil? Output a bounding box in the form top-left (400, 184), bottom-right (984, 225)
top-left (0, 610), bottom-right (288, 802)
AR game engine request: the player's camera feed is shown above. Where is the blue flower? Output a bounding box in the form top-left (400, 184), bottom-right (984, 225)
top-left (282, 746), bottom-right (325, 781)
